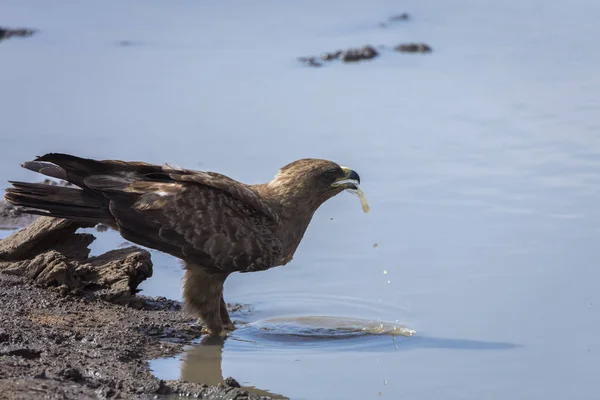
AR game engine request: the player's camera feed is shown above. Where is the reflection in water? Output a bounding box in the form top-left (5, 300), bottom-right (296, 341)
top-left (225, 317), bottom-right (518, 352)
top-left (167, 316), bottom-right (518, 399)
top-left (180, 336), bottom-right (290, 400)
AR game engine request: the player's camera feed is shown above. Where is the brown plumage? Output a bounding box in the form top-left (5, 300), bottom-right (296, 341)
top-left (4, 153), bottom-right (362, 336)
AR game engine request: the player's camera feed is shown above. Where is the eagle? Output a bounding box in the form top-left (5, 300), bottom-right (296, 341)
top-left (4, 153), bottom-right (366, 336)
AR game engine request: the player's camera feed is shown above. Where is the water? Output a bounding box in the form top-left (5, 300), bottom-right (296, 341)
top-left (2, 0), bottom-right (600, 399)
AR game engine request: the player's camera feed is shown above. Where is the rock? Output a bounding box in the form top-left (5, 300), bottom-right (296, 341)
top-left (360, 45), bottom-right (378, 59)
top-left (2, 348), bottom-right (42, 360)
top-left (95, 223), bottom-right (109, 232)
top-left (380, 12), bottom-right (410, 27)
top-left (341, 50), bottom-right (362, 62)
top-left (394, 43), bottom-right (433, 53)
top-left (299, 45), bottom-right (378, 67)
top-left (58, 367), bottom-right (83, 381)
top-left (225, 377), bottom-right (241, 388)
top-left (0, 27), bottom-right (37, 41)
top-left (390, 13), bottom-right (411, 21)
top-left (298, 56), bottom-right (322, 67)
top-left (321, 50), bottom-right (342, 61)
top-left (342, 45), bottom-right (378, 62)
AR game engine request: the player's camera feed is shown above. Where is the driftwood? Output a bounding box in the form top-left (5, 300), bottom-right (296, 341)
top-left (0, 216), bottom-right (153, 306)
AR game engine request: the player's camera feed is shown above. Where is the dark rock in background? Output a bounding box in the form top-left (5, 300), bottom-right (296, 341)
top-left (394, 43), bottom-right (433, 53)
top-left (0, 27), bottom-right (37, 42)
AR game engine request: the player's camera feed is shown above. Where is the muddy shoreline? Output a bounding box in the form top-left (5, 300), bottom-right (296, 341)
top-left (0, 207), bottom-right (272, 400)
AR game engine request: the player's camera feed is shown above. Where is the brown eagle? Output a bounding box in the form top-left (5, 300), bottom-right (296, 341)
top-left (4, 153), bottom-right (365, 336)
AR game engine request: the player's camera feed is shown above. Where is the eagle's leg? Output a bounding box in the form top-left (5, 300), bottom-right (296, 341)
top-left (182, 264), bottom-right (228, 336)
top-left (220, 294), bottom-right (235, 331)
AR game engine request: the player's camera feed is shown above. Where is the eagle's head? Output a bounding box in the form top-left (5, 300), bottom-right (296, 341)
top-left (266, 158), bottom-right (365, 212)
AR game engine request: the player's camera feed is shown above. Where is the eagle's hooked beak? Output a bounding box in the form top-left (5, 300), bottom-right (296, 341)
top-left (332, 166), bottom-right (370, 213)
top-left (331, 166), bottom-right (361, 190)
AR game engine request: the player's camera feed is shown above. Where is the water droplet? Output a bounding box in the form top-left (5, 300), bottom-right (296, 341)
top-left (386, 280), bottom-right (391, 284)
top-left (383, 270), bottom-right (388, 275)
top-left (384, 380), bottom-right (388, 385)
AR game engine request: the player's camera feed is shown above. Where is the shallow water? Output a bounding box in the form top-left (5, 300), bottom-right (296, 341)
top-left (2, 0), bottom-right (600, 399)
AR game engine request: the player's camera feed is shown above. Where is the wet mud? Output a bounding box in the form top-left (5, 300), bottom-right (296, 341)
top-left (0, 216), bottom-right (273, 400)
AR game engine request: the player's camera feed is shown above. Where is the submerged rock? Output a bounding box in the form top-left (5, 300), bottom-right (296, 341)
top-left (341, 45), bottom-right (378, 62)
top-left (0, 27), bottom-right (37, 41)
top-left (390, 13), bottom-right (411, 21)
top-left (394, 43), bottom-right (433, 53)
top-left (380, 13), bottom-right (411, 27)
top-left (321, 50), bottom-right (342, 61)
top-left (380, 12), bottom-right (411, 28)
top-left (300, 45), bottom-right (378, 67)
top-left (297, 56), bottom-right (323, 67)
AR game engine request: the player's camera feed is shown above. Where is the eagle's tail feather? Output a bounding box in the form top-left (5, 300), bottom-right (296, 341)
top-left (29, 153), bottom-right (114, 189)
top-left (5, 152), bottom-right (169, 224)
top-left (5, 181), bottom-right (113, 224)
top-left (22, 160), bottom-right (69, 181)
top-left (33, 153), bottom-right (168, 186)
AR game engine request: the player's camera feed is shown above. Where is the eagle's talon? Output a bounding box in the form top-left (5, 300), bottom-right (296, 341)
top-left (223, 322), bottom-right (236, 332)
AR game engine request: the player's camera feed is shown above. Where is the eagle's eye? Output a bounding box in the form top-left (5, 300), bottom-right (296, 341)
top-left (321, 168), bottom-right (341, 182)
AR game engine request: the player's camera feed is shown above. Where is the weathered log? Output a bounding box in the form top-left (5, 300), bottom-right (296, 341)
top-left (0, 216), bottom-right (152, 306)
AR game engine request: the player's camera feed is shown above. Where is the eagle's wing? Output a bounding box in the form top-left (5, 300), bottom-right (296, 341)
top-left (163, 166), bottom-right (281, 227)
top-left (98, 177), bottom-right (281, 274)
top-left (28, 154), bottom-right (283, 274)
top-left (113, 182), bottom-right (282, 274)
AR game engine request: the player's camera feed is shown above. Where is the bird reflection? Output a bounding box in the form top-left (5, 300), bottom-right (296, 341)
top-left (180, 335), bottom-right (290, 400)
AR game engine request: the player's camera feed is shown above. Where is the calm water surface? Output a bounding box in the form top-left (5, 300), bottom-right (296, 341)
top-left (1, 0), bottom-right (600, 399)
